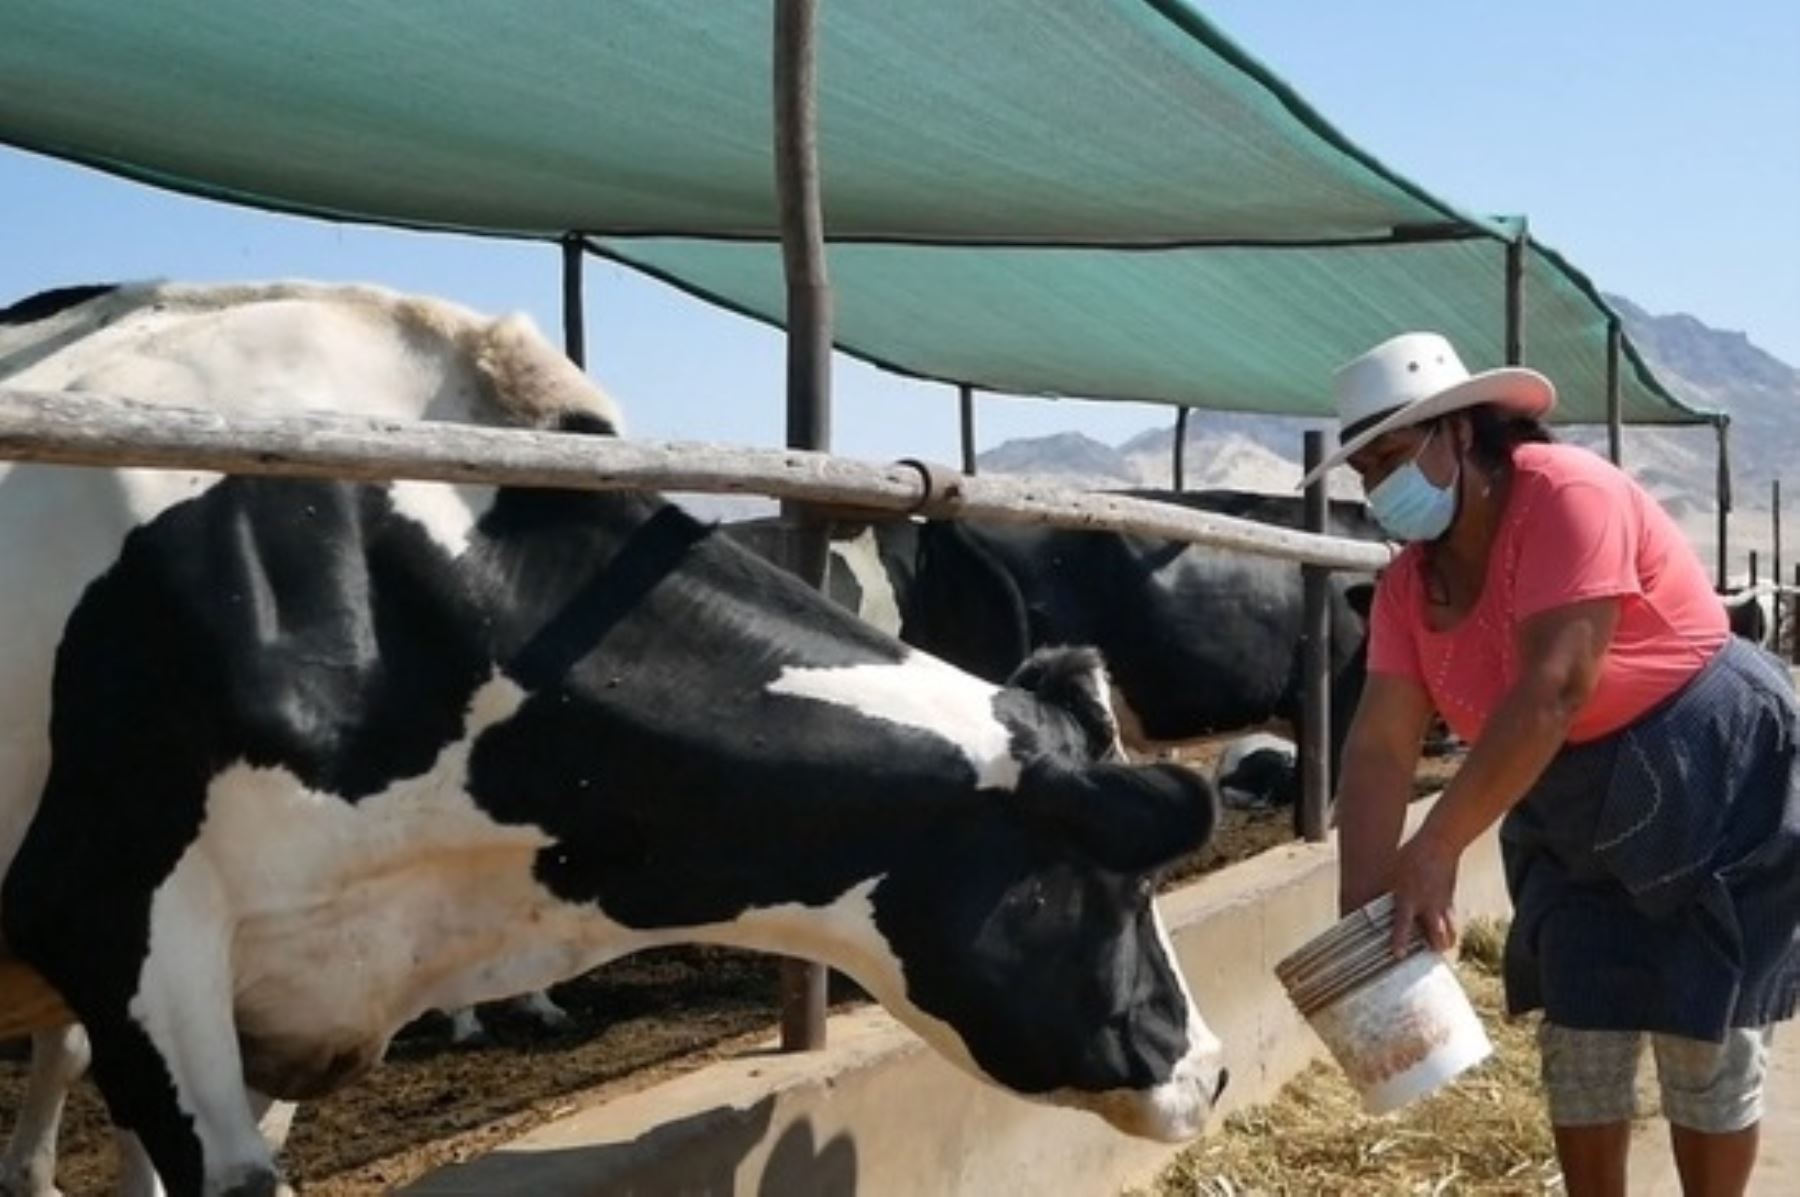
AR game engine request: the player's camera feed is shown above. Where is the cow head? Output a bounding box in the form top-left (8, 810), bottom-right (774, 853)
top-left (857, 649), bottom-right (1226, 1140)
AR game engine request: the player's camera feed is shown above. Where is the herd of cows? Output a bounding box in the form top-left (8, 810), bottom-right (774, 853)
top-left (0, 281), bottom-right (1776, 1197)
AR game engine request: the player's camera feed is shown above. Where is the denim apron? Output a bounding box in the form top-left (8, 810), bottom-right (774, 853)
top-left (1501, 638), bottom-right (1800, 1040)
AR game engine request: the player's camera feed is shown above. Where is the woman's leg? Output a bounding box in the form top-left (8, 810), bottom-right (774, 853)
top-left (1539, 1023), bottom-right (1642, 1197)
top-left (1552, 1124), bottom-right (1632, 1197)
top-left (1668, 1124), bottom-right (1759, 1197)
top-left (1655, 1028), bottom-right (1770, 1197)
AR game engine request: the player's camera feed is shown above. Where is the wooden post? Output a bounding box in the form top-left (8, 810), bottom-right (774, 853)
top-left (560, 235), bottom-right (586, 368)
top-left (773, 0), bottom-right (830, 1053)
top-left (1172, 408), bottom-right (1189, 492)
top-left (1504, 234), bottom-right (1526, 366)
top-left (959, 384), bottom-right (977, 476)
top-left (1299, 431), bottom-right (1331, 843)
top-left (1605, 319), bottom-right (1622, 466)
top-left (1717, 418), bottom-right (1732, 592)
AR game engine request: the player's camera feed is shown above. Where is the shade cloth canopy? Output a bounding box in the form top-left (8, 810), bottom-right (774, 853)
top-left (0, 0), bottom-right (1711, 424)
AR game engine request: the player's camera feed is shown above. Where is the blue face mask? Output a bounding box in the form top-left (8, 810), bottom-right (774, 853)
top-left (1366, 428), bottom-right (1459, 542)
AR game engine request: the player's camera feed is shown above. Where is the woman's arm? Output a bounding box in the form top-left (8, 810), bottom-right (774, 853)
top-left (1390, 595), bottom-right (1620, 952)
top-left (1336, 672), bottom-right (1437, 915)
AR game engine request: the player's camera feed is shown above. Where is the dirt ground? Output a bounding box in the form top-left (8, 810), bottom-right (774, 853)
top-left (0, 744), bottom-right (1465, 1195)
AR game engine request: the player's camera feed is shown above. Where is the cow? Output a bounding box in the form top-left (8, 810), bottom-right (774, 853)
top-left (1211, 733), bottom-right (1299, 811)
top-left (730, 491), bottom-right (1384, 776)
top-left (0, 282), bottom-right (1226, 1197)
top-left (1722, 584), bottom-right (1776, 647)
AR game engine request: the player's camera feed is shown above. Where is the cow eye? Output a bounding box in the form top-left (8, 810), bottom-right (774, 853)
top-left (1005, 880), bottom-right (1051, 920)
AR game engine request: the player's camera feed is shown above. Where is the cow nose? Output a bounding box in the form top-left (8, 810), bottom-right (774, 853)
top-left (1212, 1067), bottom-right (1230, 1103)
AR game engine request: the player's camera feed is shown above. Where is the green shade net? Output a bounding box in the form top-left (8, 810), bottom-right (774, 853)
top-left (600, 236), bottom-right (1686, 425)
top-left (0, 0), bottom-right (1708, 424)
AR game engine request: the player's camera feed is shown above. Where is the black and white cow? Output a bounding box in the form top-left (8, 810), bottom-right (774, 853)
top-left (733, 492), bottom-right (1383, 765)
top-left (0, 283), bottom-right (1227, 1197)
top-left (1211, 733), bottom-right (1299, 811)
top-left (1722, 584), bottom-right (1776, 648)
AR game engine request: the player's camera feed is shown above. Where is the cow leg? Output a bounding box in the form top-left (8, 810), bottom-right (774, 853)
top-left (248, 1095), bottom-right (296, 1156)
top-left (447, 990), bottom-right (572, 1045)
top-left (445, 1006), bottom-right (490, 1047)
top-left (113, 1132), bottom-right (162, 1197)
top-left (510, 990), bottom-right (574, 1033)
top-left (110, 1096), bottom-right (292, 1197)
top-left (72, 870), bottom-right (280, 1197)
top-left (0, 1024), bottom-right (90, 1197)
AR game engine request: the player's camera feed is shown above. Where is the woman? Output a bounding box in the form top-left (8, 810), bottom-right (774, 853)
top-left (1303, 332), bottom-right (1798, 1197)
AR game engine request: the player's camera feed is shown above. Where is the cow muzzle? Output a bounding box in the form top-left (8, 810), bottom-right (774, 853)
top-left (1079, 1030), bottom-right (1228, 1142)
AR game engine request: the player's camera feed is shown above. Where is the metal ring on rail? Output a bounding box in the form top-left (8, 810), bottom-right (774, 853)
top-left (894, 458), bottom-right (968, 519)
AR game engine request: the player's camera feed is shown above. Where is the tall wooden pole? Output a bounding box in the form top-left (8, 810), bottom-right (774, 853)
top-left (775, 0), bottom-right (831, 457)
top-left (773, 0), bottom-right (830, 1053)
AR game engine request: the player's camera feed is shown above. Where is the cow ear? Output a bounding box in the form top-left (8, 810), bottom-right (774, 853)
top-left (1016, 757), bottom-right (1217, 874)
top-left (1343, 581), bottom-right (1375, 621)
top-left (1007, 646), bottom-right (1119, 759)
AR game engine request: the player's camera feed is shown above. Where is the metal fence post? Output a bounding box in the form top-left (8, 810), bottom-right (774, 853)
top-left (1172, 407), bottom-right (1189, 491)
top-left (959, 384), bottom-right (977, 475)
top-left (1504, 233), bottom-right (1527, 366)
top-left (1605, 319), bottom-right (1622, 466)
top-left (1716, 418), bottom-right (1732, 592)
top-left (1792, 564), bottom-right (1799, 666)
top-left (560, 235), bottom-right (586, 368)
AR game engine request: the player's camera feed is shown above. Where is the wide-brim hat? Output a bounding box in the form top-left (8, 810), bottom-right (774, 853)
top-left (1297, 332), bottom-right (1556, 489)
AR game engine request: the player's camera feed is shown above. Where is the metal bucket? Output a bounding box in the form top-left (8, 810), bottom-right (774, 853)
top-left (1275, 894), bottom-right (1492, 1114)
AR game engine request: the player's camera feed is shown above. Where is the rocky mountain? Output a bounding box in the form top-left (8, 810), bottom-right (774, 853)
top-left (973, 431), bottom-right (1137, 489)
top-left (975, 301), bottom-right (1800, 578)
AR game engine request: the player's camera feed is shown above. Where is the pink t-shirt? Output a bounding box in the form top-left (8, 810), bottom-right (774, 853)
top-left (1368, 442), bottom-right (1728, 745)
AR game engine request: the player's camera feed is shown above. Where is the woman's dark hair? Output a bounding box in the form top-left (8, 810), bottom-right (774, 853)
top-left (1458, 404), bottom-right (1552, 471)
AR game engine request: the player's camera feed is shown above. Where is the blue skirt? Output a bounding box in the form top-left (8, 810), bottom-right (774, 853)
top-left (1501, 637), bottom-right (1800, 1040)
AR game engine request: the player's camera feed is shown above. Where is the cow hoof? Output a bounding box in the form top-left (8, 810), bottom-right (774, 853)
top-left (0, 1180), bottom-right (60, 1197)
top-left (0, 1162), bottom-right (61, 1197)
top-left (532, 1008), bottom-right (575, 1034)
top-left (217, 1166), bottom-right (286, 1197)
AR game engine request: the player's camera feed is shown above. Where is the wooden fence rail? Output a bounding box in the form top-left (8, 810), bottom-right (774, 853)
top-left (0, 388), bottom-right (1394, 572)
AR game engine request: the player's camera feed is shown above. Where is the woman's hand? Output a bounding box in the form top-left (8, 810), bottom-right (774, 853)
top-left (1388, 829), bottom-right (1461, 956)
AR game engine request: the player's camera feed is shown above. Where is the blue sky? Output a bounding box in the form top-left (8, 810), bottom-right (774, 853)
top-left (3, 1), bottom-right (1795, 467)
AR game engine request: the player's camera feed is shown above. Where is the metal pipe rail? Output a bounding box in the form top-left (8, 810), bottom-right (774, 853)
top-left (0, 388), bottom-right (1395, 572)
